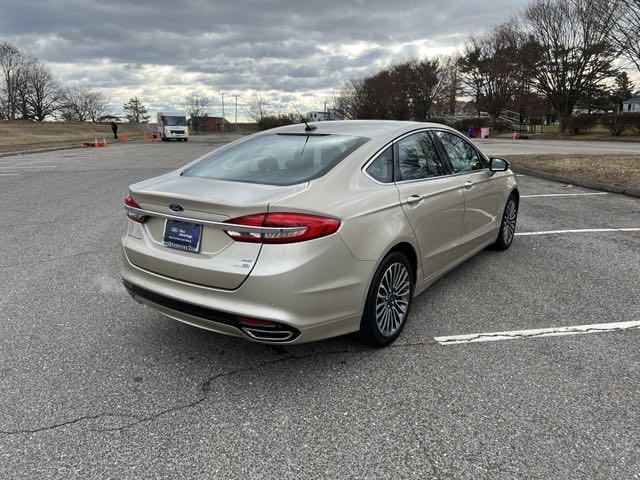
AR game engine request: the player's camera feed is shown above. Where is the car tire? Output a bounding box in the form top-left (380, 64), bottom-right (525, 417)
top-left (492, 193), bottom-right (518, 251)
top-left (357, 251), bottom-right (414, 347)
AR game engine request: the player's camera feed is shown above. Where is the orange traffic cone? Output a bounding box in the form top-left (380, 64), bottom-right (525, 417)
top-left (143, 131), bottom-right (147, 141)
top-left (93, 137), bottom-right (99, 147)
top-left (121, 134), bottom-right (128, 142)
top-left (511, 131), bottom-right (517, 140)
top-left (102, 137), bottom-right (108, 147)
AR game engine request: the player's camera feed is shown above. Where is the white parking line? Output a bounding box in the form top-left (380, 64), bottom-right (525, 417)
top-left (521, 192), bottom-right (609, 198)
top-left (516, 228), bottom-right (640, 236)
top-left (434, 320), bottom-right (640, 345)
top-left (0, 165), bottom-right (57, 169)
top-left (0, 173), bottom-right (21, 176)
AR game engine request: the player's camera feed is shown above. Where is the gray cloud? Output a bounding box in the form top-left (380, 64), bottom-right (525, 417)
top-left (0, 0), bottom-right (529, 117)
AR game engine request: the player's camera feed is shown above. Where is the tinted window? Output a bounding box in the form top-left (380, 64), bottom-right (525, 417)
top-left (183, 133), bottom-right (368, 186)
top-left (366, 146), bottom-right (393, 183)
top-left (396, 132), bottom-right (447, 181)
top-left (435, 131), bottom-right (485, 173)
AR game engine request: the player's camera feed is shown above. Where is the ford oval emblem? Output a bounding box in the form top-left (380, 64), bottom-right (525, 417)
top-left (169, 203), bottom-right (184, 212)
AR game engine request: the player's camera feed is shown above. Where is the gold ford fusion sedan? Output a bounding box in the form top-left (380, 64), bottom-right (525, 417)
top-left (121, 120), bottom-right (518, 347)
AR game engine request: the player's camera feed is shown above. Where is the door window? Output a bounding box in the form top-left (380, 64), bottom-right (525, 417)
top-left (435, 131), bottom-right (485, 173)
top-left (395, 132), bottom-right (447, 181)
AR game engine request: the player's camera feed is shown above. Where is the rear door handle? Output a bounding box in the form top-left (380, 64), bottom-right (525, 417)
top-left (406, 194), bottom-right (424, 205)
top-left (464, 181), bottom-right (474, 190)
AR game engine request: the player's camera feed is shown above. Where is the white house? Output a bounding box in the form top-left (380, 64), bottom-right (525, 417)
top-left (307, 109), bottom-right (344, 122)
top-left (622, 96), bottom-right (640, 113)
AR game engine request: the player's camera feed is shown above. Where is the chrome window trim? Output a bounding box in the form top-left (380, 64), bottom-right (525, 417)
top-left (361, 126), bottom-right (495, 186)
top-left (124, 205), bottom-right (303, 234)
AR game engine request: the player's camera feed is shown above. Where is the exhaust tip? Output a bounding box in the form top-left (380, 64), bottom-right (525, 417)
top-left (236, 316), bottom-right (299, 342)
top-left (242, 327), bottom-right (297, 342)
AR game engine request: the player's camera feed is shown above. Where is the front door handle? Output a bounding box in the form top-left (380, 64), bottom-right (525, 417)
top-left (464, 181), bottom-right (474, 190)
top-left (406, 194), bottom-right (423, 205)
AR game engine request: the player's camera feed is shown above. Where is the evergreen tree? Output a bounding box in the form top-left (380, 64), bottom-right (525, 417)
top-left (123, 96), bottom-right (150, 123)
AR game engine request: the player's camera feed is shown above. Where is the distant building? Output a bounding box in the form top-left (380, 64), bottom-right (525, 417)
top-left (621, 97), bottom-right (640, 113)
top-left (307, 109), bottom-right (344, 122)
top-left (191, 116), bottom-right (232, 132)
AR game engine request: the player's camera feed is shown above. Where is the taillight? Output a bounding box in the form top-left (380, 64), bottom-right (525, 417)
top-left (124, 194), bottom-right (147, 223)
top-left (224, 212), bottom-right (340, 244)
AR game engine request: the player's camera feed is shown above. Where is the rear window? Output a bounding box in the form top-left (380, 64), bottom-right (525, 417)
top-left (183, 133), bottom-right (368, 186)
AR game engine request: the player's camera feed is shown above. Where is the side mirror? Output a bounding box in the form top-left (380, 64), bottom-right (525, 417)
top-left (489, 157), bottom-right (509, 172)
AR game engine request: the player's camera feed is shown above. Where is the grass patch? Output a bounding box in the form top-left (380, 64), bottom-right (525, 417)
top-left (507, 154), bottom-right (640, 188)
top-left (0, 121), bottom-right (143, 152)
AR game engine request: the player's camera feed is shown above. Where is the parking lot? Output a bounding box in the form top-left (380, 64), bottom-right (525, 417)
top-left (1, 136), bottom-right (639, 479)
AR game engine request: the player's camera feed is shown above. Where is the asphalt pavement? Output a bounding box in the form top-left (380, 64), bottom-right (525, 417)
top-left (1, 136), bottom-right (639, 479)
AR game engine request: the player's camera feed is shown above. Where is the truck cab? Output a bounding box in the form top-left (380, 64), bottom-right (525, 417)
top-left (157, 112), bottom-right (189, 141)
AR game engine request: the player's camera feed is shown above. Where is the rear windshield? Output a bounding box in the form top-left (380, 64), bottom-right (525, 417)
top-left (183, 133), bottom-right (368, 186)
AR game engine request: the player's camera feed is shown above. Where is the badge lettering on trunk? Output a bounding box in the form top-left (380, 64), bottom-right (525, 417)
top-left (169, 203), bottom-right (184, 212)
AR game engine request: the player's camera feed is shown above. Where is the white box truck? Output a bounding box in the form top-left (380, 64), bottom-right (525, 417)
top-left (157, 111), bottom-right (189, 141)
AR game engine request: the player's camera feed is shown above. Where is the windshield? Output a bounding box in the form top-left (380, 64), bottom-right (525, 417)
top-left (163, 116), bottom-right (187, 126)
top-left (183, 133), bottom-right (368, 186)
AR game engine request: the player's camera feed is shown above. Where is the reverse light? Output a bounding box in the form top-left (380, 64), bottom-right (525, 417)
top-left (224, 212), bottom-right (340, 244)
top-left (124, 194), bottom-right (147, 223)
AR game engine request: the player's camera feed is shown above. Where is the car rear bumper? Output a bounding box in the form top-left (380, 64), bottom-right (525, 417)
top-left (120, 235), bottom-right (374, 344)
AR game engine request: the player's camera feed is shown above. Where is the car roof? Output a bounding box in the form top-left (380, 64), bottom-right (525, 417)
top-left (268, 120), bottom-right (452, 138)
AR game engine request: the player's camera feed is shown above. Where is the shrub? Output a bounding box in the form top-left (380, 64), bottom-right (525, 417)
top-left (567, 114), bottom-right (598, 134)
top-left (602, 114), bottom-right (628, 136)
top-left (492, 119), bottom-right (513, 133)
top-left (257, 115), bottom-right (295, 131)
top-left (623, 112), bottom-right (640, 135)
top-left (429, 117), bottom-right (454, 127)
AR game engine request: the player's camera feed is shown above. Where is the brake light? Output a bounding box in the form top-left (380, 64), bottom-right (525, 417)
top-left (224, 212), bottom-right (340, 244)
top-left (124, 194), bottom-right (147, 223)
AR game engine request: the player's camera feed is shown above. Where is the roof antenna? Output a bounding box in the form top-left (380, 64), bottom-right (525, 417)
top-left (291, 103), bottom-right (317, 131)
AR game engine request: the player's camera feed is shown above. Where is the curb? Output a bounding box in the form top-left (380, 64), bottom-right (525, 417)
top-left (0, 144), bottom-right (85, 158)
top-left (513, 166), bottom-right (640, 199)
top-left (0, 139), bottom-right (145, 158)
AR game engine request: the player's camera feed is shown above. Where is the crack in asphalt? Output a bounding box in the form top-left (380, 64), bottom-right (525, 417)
top-left (436, 325), bottom-right (640, 345)
top-left (0, 248), bottom-right (113, 270)
top-left (0, 339), bottom-right (442, 436)
top-left (0, 346), bottom-right (365, 436)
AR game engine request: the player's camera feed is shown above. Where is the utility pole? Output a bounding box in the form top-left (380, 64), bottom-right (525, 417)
top-left (231, 94), bottom-right (239, 128)
top-left (221, 93), bottom-right (225, 120)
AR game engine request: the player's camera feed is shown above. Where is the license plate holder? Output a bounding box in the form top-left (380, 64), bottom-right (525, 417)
top-left (162, 219), bottom-right (202, 253)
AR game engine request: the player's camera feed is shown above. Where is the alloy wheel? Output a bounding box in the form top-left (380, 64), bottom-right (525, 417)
top-left (375, 262), bottom-right (411, 337)
top-left (502, 198), bottom-right (517, 245)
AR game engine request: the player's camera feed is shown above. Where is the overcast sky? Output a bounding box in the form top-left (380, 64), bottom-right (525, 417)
top-left (1, 0), bottom-right (530, 119)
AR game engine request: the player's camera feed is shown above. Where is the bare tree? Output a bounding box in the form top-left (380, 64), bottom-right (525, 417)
top-left (437, 55), bottom-right (464, 116)
top-left (523, 0), bottom-right (620, 132)
top-left (610, 0), bottom-right (640, 73)
top-left (245, 94), bottom-right (271, 122)
top-left (25, 60), bottom-right (63, 121)
top-left (182, 93), bottom-right (210, 120)
top-left (332, 79), bottom-right (366, 120)
top-left (0, 41), bottom-right (24, 120)
top-left (60, 86), bottom-right (108, 122)
top-left (459, 23), bottom-right (532, 121)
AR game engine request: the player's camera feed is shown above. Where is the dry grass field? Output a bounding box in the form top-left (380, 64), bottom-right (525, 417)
top-left (0, 121), bottom-right (146, 152)
top-left (509, 154), bottom-right (640, 188)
